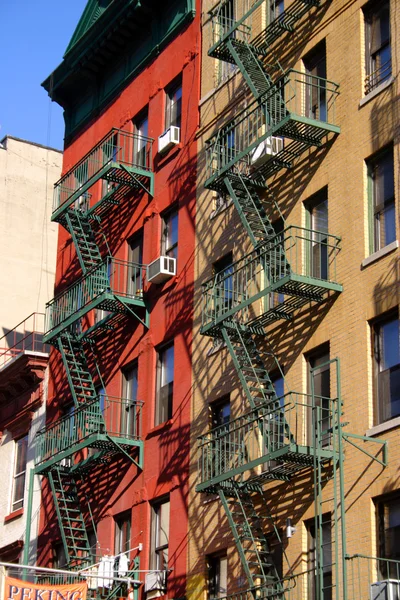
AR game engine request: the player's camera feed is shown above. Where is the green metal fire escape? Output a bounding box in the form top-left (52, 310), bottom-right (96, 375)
top-left (27, 128), bottom-right (153, 577)
top-left (197, 1), bottom-right (344, 597)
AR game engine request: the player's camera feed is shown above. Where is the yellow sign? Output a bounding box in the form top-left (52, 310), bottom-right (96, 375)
top-left (4, 576), bottom-right (87, 600)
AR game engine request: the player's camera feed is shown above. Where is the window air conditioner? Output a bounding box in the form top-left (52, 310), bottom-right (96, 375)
top-left (145, 572), bottom-right (166, 593)
top-left (370, 580), bottom-right (400, 600)
top-left (158, 126), bottom-right (180, 154)
top-left (250, 136), bottom-right (283, 169)
top-left (147, 256), bottom-right (176, 284)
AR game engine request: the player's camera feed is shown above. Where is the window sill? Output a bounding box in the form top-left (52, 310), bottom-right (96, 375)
top-left (359, 77), bottom-right (394, 108)
top-left (361, 240), bottom-right (398, 269)
top-left (366, 416), bottom-right (400, 438)
top-left (154, 143), bottom-right (182, 169)
top-left (4, 508), bottom-right (24, 523)
top-left (146, 419), bottom-right (174, 438)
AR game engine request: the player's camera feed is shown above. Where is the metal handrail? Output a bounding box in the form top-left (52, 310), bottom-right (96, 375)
top-left (0, 312), bottom-right (49, 369)
top-left (45, 257), bottom-right (146, 336)
top-left (53, 128), bottom-right (154, 214)
top-left (35, 395), bottom-right (144, 466)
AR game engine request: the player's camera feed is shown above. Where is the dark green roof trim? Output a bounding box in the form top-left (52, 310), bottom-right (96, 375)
top-left (65, 0), bottom-right (115, 55)
top-left (43, 0), bottom-right (195, 142)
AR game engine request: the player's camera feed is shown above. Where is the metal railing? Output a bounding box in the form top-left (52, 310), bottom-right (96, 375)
top-left (347, 554), bottom-right (400, 600)
top-left (35, 395), bottom-right (144, 467)
top-left (365, 58), bottom-right (392, 95)
top-left (206, 70), bottom-right (339, 182)
top-left (201, 226), bottom-right (341, 329)
top-left (0, 312), bottom-right (49, 370)
top-left (209, 0), bottom-right (251, 50)
top-left (53, 128), bottom-right (154, 215)
top-left (45, 257), bottom-right (146, 336)
top-left (198, 392), bottom-right (335, 485)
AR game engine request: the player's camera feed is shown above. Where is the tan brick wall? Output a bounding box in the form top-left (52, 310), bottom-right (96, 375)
top-left (190, 0), bottom-right (399, 598)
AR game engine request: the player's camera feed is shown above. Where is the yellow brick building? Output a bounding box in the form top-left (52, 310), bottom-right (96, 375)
top-left (189, 1), bottom-right (399, 599)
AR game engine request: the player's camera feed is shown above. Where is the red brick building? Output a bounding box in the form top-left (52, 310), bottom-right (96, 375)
top-left (27, 2), bottom-right (200, 597)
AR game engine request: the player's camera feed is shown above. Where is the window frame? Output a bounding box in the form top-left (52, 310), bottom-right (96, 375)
top-left (210, 395), bottom-right (231, 431)
top-left (375, 492), bottom-right (400, 577)
top-left (165, 77), bottom-right (182, 131)
top-left (121, 361), bottom-right (139, 437)
top-left (306, 513), bottom-right (333, 600)
top-left (372, 312), bottom-right (400, 425)
top-left (364, 0), bottom-right (391, 95)
top-left (207, 552), bottom-right (228, 600)
top-left (161, 206), bottom-right (179, 260)
top-left (305, 187), bottom-right (329, 281)
top-left (150, 496), bottom-right (170, 573)
top-left (367, 145), bottom-right (395, 254)
top-left (114, 512), bottom-right (131, 555)
top-left (133, 109), bottom-right (149, 167)
top-left (127, 231), bottom-right (144, 297)
top-left (307, 344), bottom-right (331, 448)
top-left (11, 435), bottom-right (28, 512)
top-left (303, 40), bottom-right (327, 122)
top-left (155, 343), bottom-right (174, 426)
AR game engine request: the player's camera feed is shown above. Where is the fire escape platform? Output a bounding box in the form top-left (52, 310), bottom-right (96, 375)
top-left (197, 442), bottom-right (333, 493)
top-left (201, 269), bottom-right (343, 337)
top-left (43, 258), bottom-right (147, 343)
top-left (51, 128), bottom-right (154, 223)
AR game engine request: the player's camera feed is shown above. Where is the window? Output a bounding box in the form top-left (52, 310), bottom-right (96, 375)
top-left (307, 346), bottom-right (331, 447)
top-left (127, 233), bottom-right (143, 296)
top-left (304, 41), bottom-right (327, 122)
top-left (269, 0), bottom-right (284, 23)
top-left (211, 396), bottom-right (231, 431)
top-left (11, 435), bottom-right (28, 512)
top-left (373, 314), bottom-right (400, 424)
top-left (161, 207), bottom-right (178, 260)
top-left (156, 344), bottom-right (174, 425)
top-left (207, 553), bottom-right (227, 599)
top-left (367, 147), bottom-right (395, 253)
top-left (214, 253), bottom-right (234, 315)
top-left (268, 218), bottom-right (285, 307)
top-left (134, 110), bottom-right (149, 167)
top-left (306, 188), bottom-right (329, 280)
top-left (165, 79), bottom-right (182, 130)
top-left (114, 513), bottom-right (131, 555)
top-left (364, 0), bottom-right (391, 94)
top-left (216, 0), bottom-right (237, 85)
top-left (102, 132), bottom-right (119, 196)
top-left (376, 494), bottom-right (400, 578)
top-left (150, 497), bottom-right (170, 571)
top-left (306, 514), bottom-right (332, 600)
top-left (122, 363), bottom-right (139, 437)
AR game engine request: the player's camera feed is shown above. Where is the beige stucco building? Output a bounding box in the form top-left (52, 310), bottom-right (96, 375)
top-left (0, 136), bottom-right (61, 569)
top-left (189, 1), bottom-right (399, 599)
top-left (0, 136), bottom-right (61, 337)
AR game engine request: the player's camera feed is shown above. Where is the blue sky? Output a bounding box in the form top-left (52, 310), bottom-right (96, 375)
top-left (0, 1), bottom-right (88, 150)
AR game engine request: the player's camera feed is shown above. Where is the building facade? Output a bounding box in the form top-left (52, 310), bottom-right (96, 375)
top-left (28, 1), bottom-right (200, 598)
top-left (189, 1), bottom-right (399, 600)
top-left (0, 136), bottom-right (60, 571)
top-left (0, 136), bottom-right (61, 332)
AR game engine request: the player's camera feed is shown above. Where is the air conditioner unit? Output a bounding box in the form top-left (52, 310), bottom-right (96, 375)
top-left (147, 256), bottom-right (176, 284)
top-left (145, 572), bottom-right (166, 593)
top-left (158, 126), bottom-right (180, 154)
top-left (370, 580), bottom-right (400, 600)
top-left (250, 136), bottom-right (283, 168)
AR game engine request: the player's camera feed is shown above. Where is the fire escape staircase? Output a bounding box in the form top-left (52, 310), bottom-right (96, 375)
top-left (198, 1), bottom-right (344, 596)
top-left (33, 129), bottom-right (151, 578)
top-left (48, 467), bottom-right (92, 569)
top-left (219, 484), bottom-right (285, 598)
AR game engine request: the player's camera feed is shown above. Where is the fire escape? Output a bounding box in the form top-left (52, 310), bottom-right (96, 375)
top-left (196, 2), bottom-right (387, 599)
top-left (25, 129), bottom-right (154, 594)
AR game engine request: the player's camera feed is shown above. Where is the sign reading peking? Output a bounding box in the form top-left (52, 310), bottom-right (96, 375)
top-left (4, 577), bottom-right (87, 600)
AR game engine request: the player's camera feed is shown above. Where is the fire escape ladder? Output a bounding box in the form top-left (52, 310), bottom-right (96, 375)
top-left (48, 467), bottom-right (91, 569)
top-left (219, 484), bottom-right (284, 596)
top-left (221, 322), bottom-right (277, 410)
top-left (225, 39), bottom-right (273, 100)
top-left (224, 174), bottom-right (276, 247)
top-left (64, 211), bottom-right (103, 274)
top-left (57, 334), bottom-right (98, 408)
